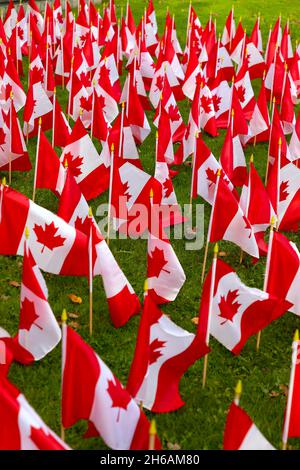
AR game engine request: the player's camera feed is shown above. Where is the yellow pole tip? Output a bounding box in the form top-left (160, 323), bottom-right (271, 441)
top-left (294, 329), bottom-right (299, 342)
top-left (10, 90), bottom-right (13, 99)
top-left (235, 379), bottom-right (242, 396)
top-left (25, 226), bottom-right (29, 239)
top-left (2, 176), bottom-right (6, 186)
top-left (150, 188), bottom-right (154, 199)
top-left (231, 109), bottom-right (235, 117)
top-left (273, 96), bottom-right (276, 103)
top-left (64, 159), bottom-right (68, 168)
top-left (111, 143), bottom-right (115, 152)
top-left (54, 86), bottom-right (56, 94)
top-left (156, 130), bottom-right (158, 139)
top-left (232, 76), bottom-right (235, 83)
top-left (250, 154), bottom-right (254, 163)
top-left (38, 117), bottom-right (42, 125)
top-left (79, 108), bottom-right (83, 116)
top-left (149, 419), bottom-right (157, 435)
top-left (144, 278), bottom-right (148, 292)
top-left (270, 215), bottom-right (276, 226)
top-left (88, 206), bottom-right (93, 217)
top-left (61, 308), bottom-right (68, 323)
top-left (217, 169), bottom-right (222, 177)
top-left (278, 137), bottom-right (282, 146)
top-left (213, 243), bottom-right (219, 254)
top-left (121, 101), bottom-right (125, 109)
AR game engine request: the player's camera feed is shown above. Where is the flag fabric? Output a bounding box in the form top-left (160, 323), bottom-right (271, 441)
top-left (62, 325), bottom-right (161, 450)
top-left (0, 377), bottom-right (69, 450)
top-left (127, 294), bottom-right (209, 412)
top-left (11, 243), bottom-right (61, 364)
top-left (36, 131), bottom-right (65, 196)
top-left (223, 402), bottom-right (275, 450)
top-left (198, 259), bottom-right (291, 354)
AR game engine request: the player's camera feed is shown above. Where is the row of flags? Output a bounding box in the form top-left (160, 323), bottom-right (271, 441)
top-left (0, 0), bottom-right (300, 450)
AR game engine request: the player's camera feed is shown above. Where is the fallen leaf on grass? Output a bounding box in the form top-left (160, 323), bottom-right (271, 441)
top-left (219, 251), bottom-right (227, 257)
top-left (0, 295), bottom-right (10, 301)
top-left (68, 294), bottom-right (82, 304)
top-left (69, 321), bottom-right (80, 330)
top-left (8, 280), bottom-right (21, 288)
top-left (269, 391), bottom-right (280, 398)
top-left (68, 312), bottom-right (80, 319)
top-left (191, 317), bottom-right (199, 325)
top-left (167, 442), bottom-right (181, 450)
top-left (279, 384), bottom-right (289, 397)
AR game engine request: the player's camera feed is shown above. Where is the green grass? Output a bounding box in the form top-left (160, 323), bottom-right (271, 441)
top-left (1, 0), bottom-right (300, 450)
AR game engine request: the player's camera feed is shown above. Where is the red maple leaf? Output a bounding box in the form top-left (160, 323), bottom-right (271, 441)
top-left (206, 167), bottom-right (219, 186)
top-left (148, 247), bottom-right (170, 278)
top-left (218, 289), bottom-right (241, 325)
top-left (63, 152), bottom-right (83, 178)
top-left (201, 95), bottom-right (212, 114)
top-left (0, 128), bottom-right (6, 150)
top-left (19, 297), bottom-right (43, 331)
top-left (185, 122), bottom-right (191, 141)
top-left (97, 94), bottom-right (106, 109)
top-left (121, 180), bottom-right (131, 201)
top-left (149, 338), bottom-right (166, 365)
top-left (168, 104), bottom-right (180, 122)
top-left (236, 85), bottom-right (246, 103)
top-left (80, 72), bottom-right (91, 88)
top-left (56, 12), bottom-right (63, 24)
top-left (107, 378), bottom-right (131, 422)
top-left (5, 83), bottom-right (12, 101)
top-left (280, 180), bottom-right (289, 202)
top-left (163, 178), bottom-right (173, 198)
top-left (18, 27), bottom-right (24, 40)
top-left (74, 216), bottom-right (90, 235)
top-left (31, 66), bottom-right (44, 85)
top-left (155, 75), bottom-right (164, 92)
top-left (33, 222), bottom-right (66, 253)
top-left (80, 32), bottom-right (89, 44)
top-left (212, 94), bottom-right (222, 112)
top-left (80, 95), bottom-right (93, 112)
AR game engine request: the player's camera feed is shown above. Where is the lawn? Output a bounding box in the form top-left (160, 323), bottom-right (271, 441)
top-left (1, 0), bottom-right (300, 450)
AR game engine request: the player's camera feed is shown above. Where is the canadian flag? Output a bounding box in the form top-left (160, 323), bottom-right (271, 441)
top-left (111, 160), bottom-right (162, 236)
top-left (124, 74), bottom-right (151, 145)
top-left (223, 402), bottom-right (275, 450)
top-left (247, 79), bottom-right (270, 144)
top-left (145, 0), bottom-right (159, 56)
top-left (36, 131), bottom-right (65, 196)
top-left (0, 54), bottom-right (26, 112)
top-left (240, 159), bottom-right (275, 257)
top-left (60, 117), bottom-right (110, 201)
top-left (23, 80), bottom-right (53, 138)
top-left (3, 0), bottom-right (18, 39)
top-left (0, 328), bottom-right (13, 377)
top-left (0, 184), bottom-right (90, 276)
top-left (0, 104), bottom-right (31, 172)
top-left (267, 231), bottom-right (300, 316)
top-left (234, 59), bottom-right (256, 120)
top-left (221, 8), bottom-right (236, 50)
top-left (58, 171), bottom-right (141, 328)
top-left (267, 161), bottom-right (300, 231)
top-left (127, 294), bottom-right (209, 412)
top-left (62, 325), bottom-right (161, 450)
top-left (245, 41), bottom-right (265, 80)
top-left (0, 377), bottom-right (69, 450)
top-left (198, 258), bottom-right (291, 354)
top-left (11, 243), bottom-right (61, 364)
top-left (220, 125), bottom-right (247, 187)
top-left (210, 75), bottom-right (231, 129)
top-left (153, 76), bottom-right (185, 143)
top-left (27, 0), bottom-right (44, 34)
top-left (208, 175), bottom-right (259, 258)
top-left (182, 46), bottom-right (202, 100)
top-left (52, 94), bottom-right (71, 148)
top-left (192, 135), bottom-right (234, 205)
top-left (199, 80), bottom-right (218, 137)
top-left (250, 16), bottom-right (263, 53)
top-left (93, 62), bottom-right (119, 124)
top-left (147, 226), bottom-right (186, 304)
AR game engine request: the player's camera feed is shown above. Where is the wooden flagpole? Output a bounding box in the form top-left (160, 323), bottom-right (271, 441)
top-left (265, 96), bottom-right (276, 185)
top-left (61, 308), bottom-right (68, 441)
top-left (256, 214), bottom-right (276, 351)
top-left (282, 330), bottom-right (299, 450)
top-left (32, 118), bottom-right (42, 202)
top-left (88, 206), bottom-right (93, 336)
top-left (148, 419), bottom-right (157, 450)
top-left (52, 87), bottom-right (56, 148)
top-left (189, 131), bottom-right (198, 218)
top-left (9, 91), bottom-right (13, 186)
top-left (202, 242), bottom-right (219, 388)
top-left (239, 154), bottom-right (254, 264)
top-left (201, 169), bottom-right (221, 284)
